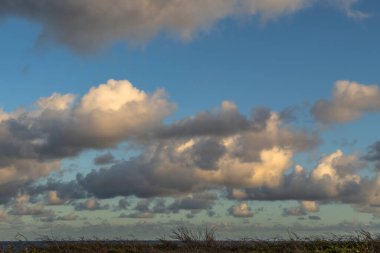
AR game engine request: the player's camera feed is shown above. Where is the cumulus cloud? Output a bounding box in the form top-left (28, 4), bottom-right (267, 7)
top-left (242, 150), bottom-right (364, 202)
top-left (283, 201), bottom-right (319, 216)
top-left (228, 202), bottom-right (254, 218)
top-left (0, 79), bottom-right (173, 204)
top-left (4, 77), bottom-right (380, 220)
top-left (46, 191), bottom-right (64, 205)
top-left (78, 111), bottom-right (318, 199)
top-left (0, 0), bottom-right (364, 52)
top-left (312, 80), bottom-right (380, 124)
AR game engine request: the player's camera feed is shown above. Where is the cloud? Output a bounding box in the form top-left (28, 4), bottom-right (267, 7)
top-left (228, 202), bottom-right (253, 218)
top-left (40, 212), bottom-right (79, 222)
top-left (74, 198), bottom-right (109, 211)
top-left (329, 0), bottom-right (369, 19)
top-left (94, 153), bottom-right (116, 165)
top-left (363, 141), bottom-right (380, 171)
top-left (114, 198), bottom-right (130, 211)
top-left (168, 193), bottom-right (216, 213)
top-left (301, 201), bottom-right (319, 212)
top-left (157, 102), bottom-right (253, 138)
top-left (308, 215), bottom-right (321, 220)
top-left (9, 203), bottom-right (54, 217)
top-left (118, 199), bottom-right (162, 219)
top-left (0, 0), bottom-right (364, 53)
top-left (78, 111), bottom-right (318, 199)
top-left (283, 201), bottom-right (319, 216)
top-left (46, 191), bottom-right (64, 205)
top-left (28, 179), bottom-right (87, 201)
top-left (8, 79), bottom-right (173, 159)
top-left (4, 77), bottom-right (380, 220)
top-left (0, 0), bottom-right (308, 52)
top-left (0, 79), bottom-right (173, 203)
top-left (312, 80), bottom-right (380, 124)
top-left (119, 212), bottom-right (155, 219)
top-left (239, 152), bottom-right (380, 220)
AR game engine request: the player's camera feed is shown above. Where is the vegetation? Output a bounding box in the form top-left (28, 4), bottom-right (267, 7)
top-left (2, 228), bottom-right (380, 252)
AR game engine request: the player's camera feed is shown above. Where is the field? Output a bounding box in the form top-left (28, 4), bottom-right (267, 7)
top-left (2, 228), bottom-right (380, 253)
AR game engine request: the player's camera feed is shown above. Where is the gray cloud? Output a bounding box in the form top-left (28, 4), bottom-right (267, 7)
top-left (118, 199), bottom-right (166, 219)
top-left (94, 153), bottom-right (116, 165)
top-left (168, 193), bottom-right (216, 213)
top-left (308, 215), bottom-right (321, 220)
top-left (157, 102), bottom-right (253, 138)
top-left (115, 198), bottom-right (130, 211)
top-left (28, 179), bottom-right (87, 201)
top-left (363, 141), bottom-right (380, 169)
top-left (0, 0), bottom-right (313, 53)
top-left (0, 0), bottom-right (364, 53)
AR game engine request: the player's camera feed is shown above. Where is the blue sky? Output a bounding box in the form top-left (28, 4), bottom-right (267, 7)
top-left (0, 0), bottom-right (380, 240)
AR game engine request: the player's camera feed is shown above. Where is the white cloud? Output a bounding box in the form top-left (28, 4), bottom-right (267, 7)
top-left (36, 93), bottom-right (76, 111)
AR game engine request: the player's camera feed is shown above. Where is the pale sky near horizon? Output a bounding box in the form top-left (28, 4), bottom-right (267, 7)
top-left (0, 0), bottom-right (380, 240)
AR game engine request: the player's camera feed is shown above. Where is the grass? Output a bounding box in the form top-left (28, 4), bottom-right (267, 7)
top-left (2, 228), bottom-right (380, 252)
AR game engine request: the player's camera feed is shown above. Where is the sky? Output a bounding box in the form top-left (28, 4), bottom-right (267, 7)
top-left (0, 0), bottom-right (380, 240)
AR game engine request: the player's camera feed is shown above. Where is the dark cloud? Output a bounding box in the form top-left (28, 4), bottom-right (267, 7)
top-left (78, 157), bottom-right (194, 199)
top-left (116, 198), bottom-right (130, 210)
top-left (28, 179), bottom-right (87, 200)
top-left (283, 207), bottom-right (307, 217)
top-left (94, 153), bottom-right (116, 165)
top-left (363, 141), bottom-right (380, 170)
top-left (191, 138), bottom-right (226, 170)
top-left (158, 103), bottom-right (252, 138)
top-left (168, 193), bottom-right (216, 213)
